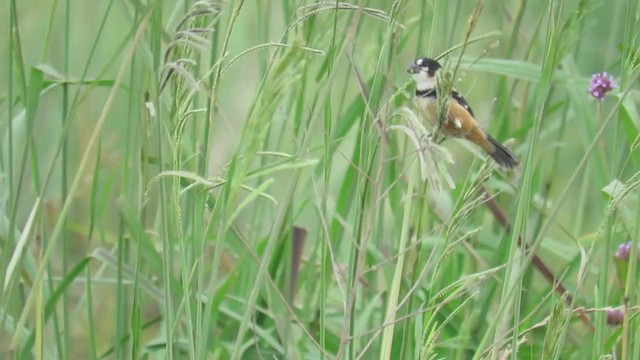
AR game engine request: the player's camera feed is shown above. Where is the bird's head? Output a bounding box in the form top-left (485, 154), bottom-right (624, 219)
top-left (407, 57), bottom-right (442, 91)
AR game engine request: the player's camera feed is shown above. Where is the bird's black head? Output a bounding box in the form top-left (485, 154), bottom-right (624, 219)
top-left (407, 57), bottom-right (442, 77)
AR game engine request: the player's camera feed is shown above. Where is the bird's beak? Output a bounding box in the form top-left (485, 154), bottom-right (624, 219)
top-left (407, 63), bottom-right (421, 74)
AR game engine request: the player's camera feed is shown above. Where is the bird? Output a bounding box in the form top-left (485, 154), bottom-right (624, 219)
top-left (407, 57), bottom-right (519, 169)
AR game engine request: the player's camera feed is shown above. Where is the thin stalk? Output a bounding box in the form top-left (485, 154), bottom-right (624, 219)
top-left (622, 190), bottom-right (640, 359)
top-left (8, 7), bottom-right (155, 351)
top-left (61, 0), bottom-right (71, 356)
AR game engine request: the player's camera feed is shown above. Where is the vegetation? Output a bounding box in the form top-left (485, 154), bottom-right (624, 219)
top-left (1, 0), bottom-right (640, 358)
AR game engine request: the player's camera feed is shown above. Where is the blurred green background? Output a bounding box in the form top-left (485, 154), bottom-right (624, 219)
top-left (1, 0), bottom-right (640, 359)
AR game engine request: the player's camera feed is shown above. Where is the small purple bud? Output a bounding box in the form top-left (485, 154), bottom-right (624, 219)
top-left (607, 308), bottom-right (624, 326)
top-left (615, 241), bottom-right (632, 261)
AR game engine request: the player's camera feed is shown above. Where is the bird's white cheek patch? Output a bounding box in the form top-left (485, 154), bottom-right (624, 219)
top-left (412, 74), bottom-right (436, 91)
top-left (454, 118), bottom-right (462, 129)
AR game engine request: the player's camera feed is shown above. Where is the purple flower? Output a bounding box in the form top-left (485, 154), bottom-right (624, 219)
top-left (615, 241), bottom-right (632, 261)
top-left (589, 72), bottom-right (618, 100)
top-left (607, 307), bottom-right (624, 326)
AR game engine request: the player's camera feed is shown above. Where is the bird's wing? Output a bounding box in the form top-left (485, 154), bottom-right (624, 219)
top-left (451, 90), bottom-right (475, 118)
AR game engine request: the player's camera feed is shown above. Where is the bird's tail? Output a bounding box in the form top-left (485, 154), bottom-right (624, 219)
top-left (486, 135), bottom-right (519, 169)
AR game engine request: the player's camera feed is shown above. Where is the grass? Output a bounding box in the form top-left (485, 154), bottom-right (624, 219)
top-left (2, 0), bottom-right (640, 359)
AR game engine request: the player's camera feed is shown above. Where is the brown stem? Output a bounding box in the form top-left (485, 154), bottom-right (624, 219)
top-left (290, 226), bottom-right (308, 302)
top-left (480, 186), bottom-right (592, 328)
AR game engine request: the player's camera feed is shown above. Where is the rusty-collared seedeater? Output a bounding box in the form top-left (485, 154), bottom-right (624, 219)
top-left (407, 57), bottom-right (519, 169)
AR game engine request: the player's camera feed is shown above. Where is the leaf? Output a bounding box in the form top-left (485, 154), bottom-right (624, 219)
top-left (460, 57), bottom-right (590, 88)
top-left (602, 179), bottom-right (640, 235)
top-left (20, 257), bottom-right (92, 357)
top-left (620, 93), bottom-right (640, 166)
